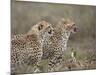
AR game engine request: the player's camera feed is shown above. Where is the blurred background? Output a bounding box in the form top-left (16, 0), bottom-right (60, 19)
top-left (11, 0), bottom-right (96, 71)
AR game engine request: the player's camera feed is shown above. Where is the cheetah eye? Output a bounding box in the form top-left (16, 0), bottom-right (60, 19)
top-left (38, 24), bottom-right (43, 30)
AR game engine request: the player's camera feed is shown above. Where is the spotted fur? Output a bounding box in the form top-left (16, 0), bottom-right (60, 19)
top-left (42, 19), bottom-right (77, 72)
top-left (11, 21), bottom-right (54, 73)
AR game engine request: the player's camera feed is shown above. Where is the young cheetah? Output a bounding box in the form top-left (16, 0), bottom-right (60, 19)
top-left (42, 18), bottom-right (77, 72)
top-left (11, 21), bottom-right (54, 74)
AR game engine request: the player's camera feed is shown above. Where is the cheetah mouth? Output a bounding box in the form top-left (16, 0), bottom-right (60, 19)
top-left (48, 30), bottom-right (52, 34)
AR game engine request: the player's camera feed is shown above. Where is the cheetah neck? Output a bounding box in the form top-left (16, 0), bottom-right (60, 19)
top-left (57, 26), bottom-right (71, 39)
top-left (63, 30), bottom-right (71, 39)
top-left (52, 26), bottom-right (71, 52)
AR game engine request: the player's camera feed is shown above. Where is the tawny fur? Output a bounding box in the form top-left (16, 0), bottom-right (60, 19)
top-left (42, 19), bottom-right (77, 72)
top-left (11, 21), bottom-right (53, 73)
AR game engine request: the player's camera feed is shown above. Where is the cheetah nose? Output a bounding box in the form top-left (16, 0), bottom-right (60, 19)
top-left (48, 29), bottom-right (54, 35)
top-left (74, 27), bottom-right (77, 32)
top-left (71, 26), bottom-right (78, 34)
top-left (73, 26), bottom-right (78, 32)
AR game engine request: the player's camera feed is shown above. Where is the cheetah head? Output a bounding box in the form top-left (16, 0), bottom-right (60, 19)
top-left (59, 18), bottom-right (78, 33)
top-left (38, 21), bottom-right (54, 39)
top-left (28, 21), bottom-right (54, 35)
top-left (37, 21), bottom-right (54, 36)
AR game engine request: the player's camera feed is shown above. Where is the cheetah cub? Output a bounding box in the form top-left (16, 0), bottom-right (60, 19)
top-left (42, 18), bottom-right (77, 72)
top-left (11, 21), bottom-right (54, 74)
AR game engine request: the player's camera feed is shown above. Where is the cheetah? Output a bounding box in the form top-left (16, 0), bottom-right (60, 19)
top-left (11, 21), bottom-right (54, 74)
top-left (42, 18), bottom-right (77, 72)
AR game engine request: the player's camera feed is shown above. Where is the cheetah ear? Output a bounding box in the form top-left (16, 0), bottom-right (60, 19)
top-left (61, 18), bottom-right (72, 24)
top-left (59, 18), bottom-right (67, 25)
top-left (38, 24), bottom-right (44, 31)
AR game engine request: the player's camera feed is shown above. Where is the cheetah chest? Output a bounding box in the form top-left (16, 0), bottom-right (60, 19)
top-left (61, 32), bottom-right (70, 51)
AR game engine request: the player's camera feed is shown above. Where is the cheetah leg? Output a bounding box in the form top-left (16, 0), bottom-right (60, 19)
top-left (47, 55), bottom-right (63, 72)
top-left (33, 53), bottom-right (43, 73)
top-left (48, 59), bottom-right (55, 72)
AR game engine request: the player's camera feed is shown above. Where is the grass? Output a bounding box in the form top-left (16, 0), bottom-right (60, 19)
top-left (11, 1), bottom-right (96, 73)
top-left (39, 48), bottom-right (96, 72)
top-left (12, 38), bottom-right (96, 74)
